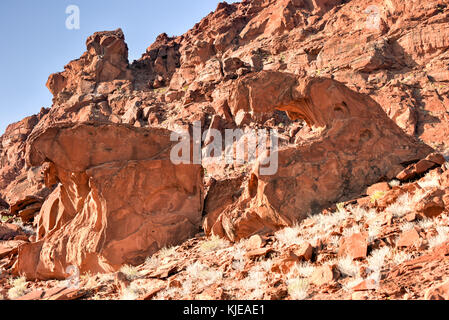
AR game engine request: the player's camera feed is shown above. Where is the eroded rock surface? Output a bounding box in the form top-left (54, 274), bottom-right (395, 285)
top-left (15, 122), bottom-right (203, 280)
top-left (0, 0), bottom-right (448, 294)
top-left (206, 74), bottom-right (433, 241)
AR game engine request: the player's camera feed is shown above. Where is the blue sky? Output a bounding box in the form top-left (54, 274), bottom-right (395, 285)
top-left (0, 0), bottom-right (235, 135)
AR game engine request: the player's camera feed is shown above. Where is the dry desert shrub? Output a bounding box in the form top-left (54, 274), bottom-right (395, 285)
top-left (120, 265), bottom-right (142, 281)
top-left (337, 256), bottom-right (359, 278)
top-left (121, 282), bottom-right (144, 300)
top-left (275, 225), bottom-right (303, 246)
top-left (200, 236), bottom-right (230, 253)
top-left (428, 226), bottom-right (449, 248)
top-left (287, 278), bottom-right (309, 300)
top-left (7, 276), bottom-right (28, 300)
top-left (386, 193), bottom-right (412, 218)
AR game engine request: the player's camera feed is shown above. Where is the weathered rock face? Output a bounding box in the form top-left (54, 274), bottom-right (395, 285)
top-left (202, 176), bottom-right (245, 235)
top-left (0, 109), bottom-right (50, 217)
top-left (3, 0), bottom-right (448, 209)
top-left (47, 28), bottom-right (132, 99)
top-left (206, 74), bottom-right (433, 241)
top-left (133, 33), bottom-right (181, 90)
top-left (1, 0), bottom-right (449, 283)
top-left (35, 29), bottom-right (138, 139)
top-left (227, 71), bottom-right (298, 123)
top-left (15, 122), bottom-right (203, 280)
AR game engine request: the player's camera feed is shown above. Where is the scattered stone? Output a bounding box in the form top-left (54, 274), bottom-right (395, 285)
top-left (290, 242), bottom-right (313, 262)
top-left (366, 182), bottom-right (390, 196)
top-left (310, 265), bottom-right (339, 287)
top-left (397, 228), bottom-right (421, 248)
top-left (351, 291), bottom-right (369, 300)
top-left (0, 240), bottom-right (26, 259)
top-left (140, 285), bottom-right (167, 301)
top-left (414, 189), bottom-right (445, 218)
top-left (405, 212), bottom-right (417, 222)
top-left (245, 235), bottom-right (266, 250)
top-left (148, 261), bottom-right (180, 279)
top-left (17, 287), bottom-right (86, 301)
top-left (352, 279), bottom-right (378, 292)
top-left (0, 223), bottom-right (20, 241)
top-left (245, 248), bottom-right (274, 260)
top-left (425, 281), bottom-right (449, 300)
top-left (396, 153), bottom-right (445, 181)
top-left (338, 233), bottom-right (368, 260)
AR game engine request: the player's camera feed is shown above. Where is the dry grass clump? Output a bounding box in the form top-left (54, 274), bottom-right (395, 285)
top-left (81, 272), bottom-right (115, 289)
top-left (428, 226), bottom-right (449, 248)
top-left (200, 236), bottom-right (230, 253)
top-left (367, 246), bottom-right (391, 272)
top-left (337, 256), bottom-right (359, 278)
top-left (290, 261), bottom-right (316, 278)
top-left (389, 180), bottom-right (401, 188)
top-left (157, 261), bottom-right (225, 299)
top-left (418, 218), bottom-right (434, 230)
top-left (368, 222), bottom-right (382, 243)
top-left (418, 172), bottom-right (441, 189)
top-left (230, 247), bottom-right (247, 271)
top-left (386, 193), bottom-right (412, 218)
top-left (287, 278), bottom-right (309, 300)
top-left (120, 265), bottom-right (142, 281)
top-left (145, 255), bottom-right (160, 269)
top-left (342, 225), bottom-right (361, 238)
top-left (350, 206), bottom-right (376, 221)
top-left (159, 246), bottom-right (178, 259)
top-left (7, 276), bottom-right (28, 299)
top-left (400, 222), bottom-right (416, 232)
top-left (275, 225), bottom-right (303, 246)
top-left (392, 251), bottom-right (413, 265)
top-left (240, 265), bottom-right (267, 300)
top-left (121, 282), bottom-right (144, 300)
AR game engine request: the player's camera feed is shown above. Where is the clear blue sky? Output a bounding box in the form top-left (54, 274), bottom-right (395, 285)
top-left (0, 0), bottom-right (235, 135)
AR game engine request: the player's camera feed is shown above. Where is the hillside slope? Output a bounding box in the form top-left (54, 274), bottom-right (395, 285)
top-left (1, 0), bottom-right (449, 300)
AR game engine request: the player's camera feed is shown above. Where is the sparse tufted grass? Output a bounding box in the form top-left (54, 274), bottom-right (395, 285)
top-left (287, 278), bottom-right (309, 300)
top-left (290, 261), bottom-right (316, 278)
top-left (386, 192), bottom-right (412, 218)
top-left (120, 265), bottom-right (142, 281)
top-left (418, 171), bottom-right (441, 189)
top-left (200, 236), bottom-right (230, 253)
top-left (337, 256), bottom-right (359, 278)
top-left (428, 226), bottom-right (449, 248)
top-left (367, 246), bottom-right (391, 272)
top-left (275, 225), bottom-right (303, 246)
top-left (7, 276), bottom-right (28, 300)
top-left (392, 250), bottom-right (413, 265)
top-left (121, 282), bottom-right (143, 300)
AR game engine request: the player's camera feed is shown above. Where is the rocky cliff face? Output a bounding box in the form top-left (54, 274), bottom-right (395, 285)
top-left (1, 0), bottom-right (449, 299)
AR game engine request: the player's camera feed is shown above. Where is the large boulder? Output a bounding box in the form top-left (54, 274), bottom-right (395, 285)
top-left (207, 73), bottom-right (434, 241)
top-left (15, 122), bottom-right (204, 280)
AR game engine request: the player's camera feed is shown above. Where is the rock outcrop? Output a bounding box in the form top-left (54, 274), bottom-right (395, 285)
top-left (206, 74), bottom-right (433, 241)
top-left (46, 28), bottom-right (132, 99)
top-left (14, 122), bottom-right (203, 280)
top-left (0, 109), bottom-right (51, 219)
top-left (0, 0), bottom-right (448, 293)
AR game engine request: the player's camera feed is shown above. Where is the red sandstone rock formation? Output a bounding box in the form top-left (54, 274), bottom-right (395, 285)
top-left (205, 75), bottom-right (433, 241)
top-left (0, 0), bottom-right (448, 296)
top-left (15, 122), bottom-right (203, 280)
